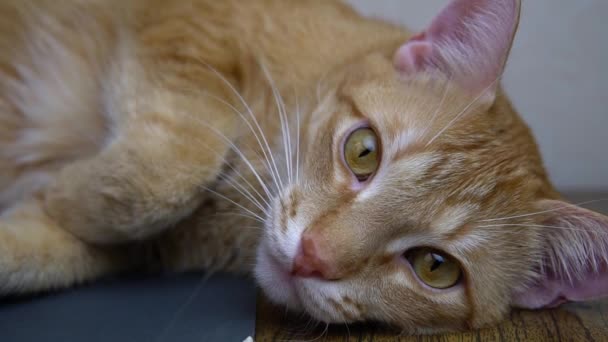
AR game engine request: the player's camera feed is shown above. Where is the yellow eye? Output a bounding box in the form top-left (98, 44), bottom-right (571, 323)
top-left (344, 128), bottom-right (379, 180)
top-left (409, 248), bottom-right (462, 289)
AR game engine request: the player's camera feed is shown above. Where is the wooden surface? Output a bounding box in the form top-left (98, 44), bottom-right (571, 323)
top-left (255, 194), bottom-right (608, 341)
top-left (255, 296), bottom-right (608, 341)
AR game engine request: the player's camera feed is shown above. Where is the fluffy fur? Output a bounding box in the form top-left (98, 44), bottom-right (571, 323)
top-left (0, 0), bottom-right (606, 334)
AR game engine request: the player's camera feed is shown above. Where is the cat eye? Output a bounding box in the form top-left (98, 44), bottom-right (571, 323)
top-left (343, 128), bottom-right (380, 181)
top-left (407, 248), bottom-right (462, 289)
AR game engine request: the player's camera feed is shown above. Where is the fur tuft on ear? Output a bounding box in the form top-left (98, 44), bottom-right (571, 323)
top-left (512, 200), bottom-right (608, 309)
top-left (394, 0), bottom-right (521, 97)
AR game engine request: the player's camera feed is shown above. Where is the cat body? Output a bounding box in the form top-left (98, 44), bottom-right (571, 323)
top-left (0, 0), bottom-right (607, 333)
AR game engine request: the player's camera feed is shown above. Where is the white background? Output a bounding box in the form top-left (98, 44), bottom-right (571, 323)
top-left (347, 0), bottom-right (607, 191)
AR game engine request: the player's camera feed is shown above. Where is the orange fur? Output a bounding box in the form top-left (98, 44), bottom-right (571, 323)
top-left (0, 0), bottom-right (606, 334)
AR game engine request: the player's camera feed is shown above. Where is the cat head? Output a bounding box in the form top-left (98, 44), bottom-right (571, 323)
top-left (254, 0), bottom-right (608, 332)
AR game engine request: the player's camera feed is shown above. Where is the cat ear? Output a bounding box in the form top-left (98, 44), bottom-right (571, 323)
top-left (512, 200), bottom-right (608, 309)
top-left (393, 0), bottom-right (521, 98)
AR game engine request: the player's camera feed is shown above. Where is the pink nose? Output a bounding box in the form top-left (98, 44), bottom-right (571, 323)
top-left (291, 233), bottom-right (338, 280)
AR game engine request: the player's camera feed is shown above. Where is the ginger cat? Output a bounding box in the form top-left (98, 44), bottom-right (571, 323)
top-left (1, 0), bottom-right (607, 334)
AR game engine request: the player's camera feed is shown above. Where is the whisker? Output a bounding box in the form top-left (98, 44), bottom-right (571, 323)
top-left (200, 186), bottom-right (265, 222)
top-left (194, 138), bottom-right (272, 214)
top-left (209, 212), bottom-right (265, 226)
top-left (168, 160), bottom-right (268, 222)
top-left (289, 322), bottom-right (329, 342)
top-left (299, 317), bottom-right (319, 338)
top-left (154, 274), bottom-right (208, 342)
top-left (179, 111), bottom-right (274, 207)
top-left (260, 63), bottom-right (290, 190)
top-left (478, 198), bottom-right (608, 222)
top-left (197, 90), bottom-right (280, 195)
top-left (284, 317), bottom-right (320, 341)
top-left (281, 86), bottom-right (293, 186)
top-left (193, 59), bottom-right (283, 198)
top-left (223, 165), bottom-right (271, 209)
top-left (168, 101), bottom-right (274, 209)
top-left (421, 77), bottom-right (451, 138)
top-left (242, 225), bottom-right (264, 231)
top-left (217, 172), bottom-right (268, 215)
top-left (478, 223), bottom-right (608, 235)
top-left (344, 321), bottom-right (351, 341)
top-left (426, 76), bottom-right (501, 146)
top-left (171, 85), bottom-right (273, 204)
top-left (295, 87), bottom-right (301, 184)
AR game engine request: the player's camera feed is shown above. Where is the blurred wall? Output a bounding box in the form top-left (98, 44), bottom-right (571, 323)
top-left (346, 0), bottom-right (608, 191)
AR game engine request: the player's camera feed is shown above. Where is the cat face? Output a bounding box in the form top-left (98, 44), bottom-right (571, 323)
top-left (254, 0), bottom-right (608, 333)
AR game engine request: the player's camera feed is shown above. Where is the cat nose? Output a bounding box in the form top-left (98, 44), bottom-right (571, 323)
top-left (291, 233), bottom-right (339, 280)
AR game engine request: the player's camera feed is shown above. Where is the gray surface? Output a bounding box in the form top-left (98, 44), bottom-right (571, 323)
top-left (0, 273), bottom-right (256, 342)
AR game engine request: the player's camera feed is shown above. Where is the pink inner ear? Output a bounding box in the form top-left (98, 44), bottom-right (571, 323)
top-left (513, 269), bottom-right (608, 309)
top-left (393, 40), bottom-right (432, 73)
top-left (394, 0), bottom-right (520, 94)
top-left (512, 200), bottom-right (608, 309)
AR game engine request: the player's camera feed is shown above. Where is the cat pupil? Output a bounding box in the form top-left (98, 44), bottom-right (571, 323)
top-left (358, 149), bottom-right (371, 158)
top-left (430, 254), bottom-right (444, 272)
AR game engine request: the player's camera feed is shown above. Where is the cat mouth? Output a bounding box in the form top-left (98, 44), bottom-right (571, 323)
top-left (267, 250), bottom-right (295, 285)
top-left (256, 244), bottom-right (303, 309)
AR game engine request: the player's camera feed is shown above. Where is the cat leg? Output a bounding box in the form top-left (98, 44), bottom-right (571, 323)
top-left (147, 202), bottom-right (262, 276)
top-left (41, 96), bottom-right (239, 245)
top-left (0, 198), bottom-right (127, 294)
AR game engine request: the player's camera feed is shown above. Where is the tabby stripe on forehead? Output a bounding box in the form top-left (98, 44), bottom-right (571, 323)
top-left (444, 223), bottom-right (475, 242)
top-left (338, 89), bottom-right (370, 121)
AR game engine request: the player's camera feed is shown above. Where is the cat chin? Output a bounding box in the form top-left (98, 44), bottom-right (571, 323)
top-left (254, 243), bottom-right (302, 310)
top-left (256, 243), bottom-right (361, 324)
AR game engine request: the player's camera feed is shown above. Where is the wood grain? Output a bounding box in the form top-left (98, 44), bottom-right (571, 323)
top-left (255, 296), bottom-right (608, 341)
